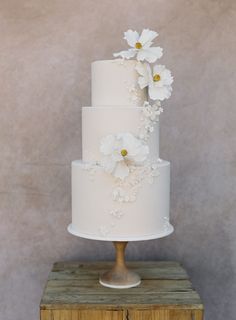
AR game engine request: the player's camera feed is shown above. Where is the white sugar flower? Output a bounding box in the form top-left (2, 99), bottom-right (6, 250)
top-left (100, 133), bottom-right (149, 180)
top-left (136, 63), bottom-right (173, 101)
top-left (113, 29), bottom-right (163, 63)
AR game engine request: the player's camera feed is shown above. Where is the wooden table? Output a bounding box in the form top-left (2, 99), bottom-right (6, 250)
top-left (40, 261), bottom-right (204, 320)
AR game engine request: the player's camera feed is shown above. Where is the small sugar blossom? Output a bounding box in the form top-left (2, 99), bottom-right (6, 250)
top-left (139, 101), bottom-right (163, 140)
top-left (143, 101), bottom-right (162, 121)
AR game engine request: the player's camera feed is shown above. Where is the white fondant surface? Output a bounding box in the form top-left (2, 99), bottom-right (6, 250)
top-left (70, 160), bottom-right (173, 241)
top-left (82, 106), bottom-right (159, 162)
top-left (92, 59), bottom-right (147, 107)
top-left (68, 223), bottom-right (174, 242)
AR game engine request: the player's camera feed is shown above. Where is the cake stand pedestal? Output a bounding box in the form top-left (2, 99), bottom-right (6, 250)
top-left (99, 241), bottom-right (141, 289)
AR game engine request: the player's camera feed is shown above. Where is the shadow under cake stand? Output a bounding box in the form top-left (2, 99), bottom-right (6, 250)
top-left (68, 224), bottom-right (174, 289)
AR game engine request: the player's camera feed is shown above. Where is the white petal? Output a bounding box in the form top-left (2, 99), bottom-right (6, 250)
top-left (146, 63), bottom-right (154, 83)
top-left (137, 63), bottom-right (153, 84)
top-left (153, 64), bottom-right (165, 75)
top-left (137, 48), bottom-right (162, 63)
top-left (120, 134), bottom-right (135, 150)
top-left (120, 134), bottom-right (138, 154)
top-left (135, 62), bottom-right (147, 76)
top-left (113, 161), bottom-right (130, 180)
top-left (111, 151), bottom-right (123, 162)
top-left (153, 65), bottom-right (173, 85)
top-left (149, 85), bottom-right (172, 101)
top-left (137, 47), bottom-right (163, 63)
top-left (113, 49), bottom-right (136, 59)
top-left (138, 76), bottom-right (149, 89)
top-left (161, 69), bottom-right (174, 85)
top-left (122, 134), bottom-right (149, 163)
top-left (124, 29), bottom-right (139, 47)
top-left (148, 46), bottom-right (163, 59)
top-left (135, 62), bottom-right (149, 89)
top-left (139, 29), bottom-right (158, 47)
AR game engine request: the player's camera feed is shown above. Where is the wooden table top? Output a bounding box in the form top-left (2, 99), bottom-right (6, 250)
top-left (40, 261), bottom-right (203, 311)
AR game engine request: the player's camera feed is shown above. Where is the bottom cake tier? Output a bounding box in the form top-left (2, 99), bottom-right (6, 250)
top-left (68, 159), bottom-right (174, 241)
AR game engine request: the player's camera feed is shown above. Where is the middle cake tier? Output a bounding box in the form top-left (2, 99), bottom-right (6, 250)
top-left (82, 106), bottom-right (160, 162)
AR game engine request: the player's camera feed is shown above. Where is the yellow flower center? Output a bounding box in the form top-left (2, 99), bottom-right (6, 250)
top-left (135, 42), bottom-right (142, 49)
top-left (121, 149), bottom-right (128, 157)
top-left (153, 74), bottom-right (161, 82)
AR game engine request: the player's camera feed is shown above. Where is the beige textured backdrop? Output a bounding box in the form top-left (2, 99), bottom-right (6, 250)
top-left (0, 0), bottom-right (236, 319)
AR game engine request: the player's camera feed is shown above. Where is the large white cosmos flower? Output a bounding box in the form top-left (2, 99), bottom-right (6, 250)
top-left (100, 133), bottom-right (149, 180)
top-left (113, 29), bottom-right (163, 63)
top-left (136, 63), bottom-right (173, 101)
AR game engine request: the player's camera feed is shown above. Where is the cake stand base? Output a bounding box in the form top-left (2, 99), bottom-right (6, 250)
top-left (99, 241), bottom-right (141, 289)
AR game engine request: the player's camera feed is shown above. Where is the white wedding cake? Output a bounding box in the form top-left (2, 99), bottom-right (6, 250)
top-left (68, 29), bottom-right (174, 241)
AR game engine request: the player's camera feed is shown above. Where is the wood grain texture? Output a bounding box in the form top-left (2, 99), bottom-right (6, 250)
top-left (191, 310), bottom-right (204, 320)
top-left (41, 309), bottom-right (203, 320)
top-left (41, 309), bottom-right (124, 320)
top-left (128, 309), bottom-right (170, 320)
top-left (40, 261), bottom-right (204, 319)
top-left (49, 261), bottom-right (188, 281)
top-left (129, 309), bottom-right (204, 320)
top-left (99, 242), bottom-right (141, 288)
top-left (40, 310), bottom-right (51, 320)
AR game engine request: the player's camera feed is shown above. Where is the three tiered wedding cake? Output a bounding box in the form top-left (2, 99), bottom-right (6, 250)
top-left (68, 29), bottom-right (174, 241)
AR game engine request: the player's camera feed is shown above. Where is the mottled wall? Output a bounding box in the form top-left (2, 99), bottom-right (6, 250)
top-left (0, 0), bottom-right (235, 319)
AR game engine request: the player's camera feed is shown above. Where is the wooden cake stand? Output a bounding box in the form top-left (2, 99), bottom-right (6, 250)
top-left (99, 241), bottom-right (141, 289)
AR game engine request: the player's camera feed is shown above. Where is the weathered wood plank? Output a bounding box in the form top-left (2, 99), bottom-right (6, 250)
top-left (192, 309), bottom-right (204, 320)
top-left (41, 308), bottom-right (203, 320)
top-left (52, 309), bottom-right (60, 320)
top-left (71, 310), bottom-right (79, 320)
top-left (44, 279), bottom-right (193, 296)
top-left (51, 310), bottom-right (60, 320)
top-left (48, 309), bottom-right (124, 320)
top-left (77, 309), bottom-right (124, 320)
top-left (41, 303), bottom-right (203, 311)
top-left (41, 291), bottom-right (202, 308)
top-left (46, 279), bottom-right (192, 288)
top-left (169, 309), bottom-right (193, 319)
top-left (40, 261), bottom-right (203, 313)
top-left (48, 268), bottom-right (188, 281)
top-left (60, 310), bottom-right (72, 320)
top-left (153, 309), bottom-right (203, 320)
top-left (129, 309), bottom-right (170, 320)
top-left (40, 310), bottom-right (51, 320)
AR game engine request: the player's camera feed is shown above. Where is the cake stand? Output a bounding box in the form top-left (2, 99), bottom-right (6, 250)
top-left (68, 224), bottom-right (174, 289)
top-left (99, 241), bottom-right (141, 289)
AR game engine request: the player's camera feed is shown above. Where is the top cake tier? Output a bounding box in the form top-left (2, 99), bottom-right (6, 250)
top-left (92, 59), bottom-right (147, 107)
